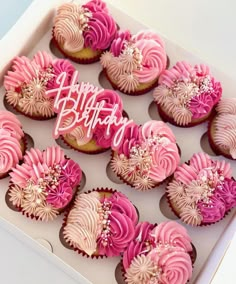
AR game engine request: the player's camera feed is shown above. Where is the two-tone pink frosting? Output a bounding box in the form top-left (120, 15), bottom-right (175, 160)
top-left (123, 221), bottom-right (193, 284)
top-left (213, 98), bottom-right (236, 159)
top-left (8, 146), bottom-right (81, 221)
top-left (167, 152), bottom-right (236, 226)
top-left (4, 51), bottom-right (75, 118)
top-left (100, 30), bottom-right (167, 93)
top-left (153, 61), bottom-right (222, 126)
top-left (54, 0), bottom-right (117, 53)
top-left (63, 190), bottom-right (138, 257)
top-left (0, 111), bottom-right (24, 175)
top-left (110, 120), bottom-right (180, 191)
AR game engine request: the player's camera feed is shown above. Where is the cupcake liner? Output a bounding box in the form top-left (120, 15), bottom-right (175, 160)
top-left (207, 116), bottom-right (235, 160)
top-left (103, 69), bottom-right (160, 96)
top-left (110, 150), bottom-right (178, 192)
top-left (60, 187), bottom-right (139, 259)
top-left (0, 134), bottom-right (28, 180)
top-left (157, 103), bottom-right (214, 128)
top-left (166, 174), bottom-right (233, 227)
top-left (4, 95), bottom-right (57, 121)
top-left (60, 134), bottom-right (110, 155)
top-left (51, 31), bottom-right (102, 64)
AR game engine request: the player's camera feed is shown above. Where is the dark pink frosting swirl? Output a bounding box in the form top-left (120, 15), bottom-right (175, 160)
top-left (211, 77), bottom-right (222, 104)
top-left (189, 92), bottom-right (214, 119)
top-left (110, 30), bottom-right (132, 56)
top-left (47, 59), bottom-right (75, 89)
top-left (93, 123), bottom-right (117, 148)
top-left (97, 210), bottom-right (135, 257)
top-left (60, 159), bottom-right (82, 188)
top-left (116, 122), bottom-right (140, 156)
top-left (123, 222), bottom-right (155, 270)
top-left (215, 178), bottom-right (236, 211)
top-left (83, 0), bottom-right (108, 13)
top-left (84, 12), bottom-right (117, 50)
top-left (46, 182), bottom-right (73, 209)
top-left (197, 195), bottom-right (226, 224)
top-left (108, 192), bottom-right (138, 225)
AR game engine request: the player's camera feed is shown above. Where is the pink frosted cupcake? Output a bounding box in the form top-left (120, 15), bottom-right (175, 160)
top-left (51, 84), bottom-right (127, 154)
top-left (122, 221), bottom-right (194, 284)
top-left (153, 61), bottom-right (222, 127)
top-left (0, 111), bottom-right (26, 179)
top-left (166, 152), bottom-right (236, 226)
top-left (208, 98), bottom-right (236, 159)
top-left (61, 188), bottom-right (138, 258)
top-left (4, 51), bottom-right (75, 120)
top-left (7, 146), bottom-right (82, 221)
top-left (53, 0), bottom-right (118, 63)
top-left (100, 30), bottom-right (167, 95)
top-left (110, 120), bottom-right (180, 191)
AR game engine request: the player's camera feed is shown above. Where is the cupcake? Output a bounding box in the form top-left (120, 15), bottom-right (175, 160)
top-left (7, 146), bottom-right (82, 221)
top-left (153, 61), bottom-right (222, 127)
top-left (208, 98), bottom-right (236, 159)
top-left (52, 84), bottom-right (128, 154)
top-left (110, 120), bottom-right (180, 191)
top-left (4, 51), bottom-right (75, 120)
top-left (166, 152), bottom-right (236, 226)
top-left (62, 189), bottom-right (138, 257)
top-left (53, 0), bottom-right (118, 63)
top-left (100, 30), bottom-right (167, 95)
top-left (0, 110), bottom-right (26, 179)
top-left (122, 221), bottom-right (194, 284)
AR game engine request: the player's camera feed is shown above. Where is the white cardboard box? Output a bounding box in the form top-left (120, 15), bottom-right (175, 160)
top-left (0, 1), bottom-right (235, 283)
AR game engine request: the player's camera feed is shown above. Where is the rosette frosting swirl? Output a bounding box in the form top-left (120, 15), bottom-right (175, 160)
top-left (167, 152), bottom-right (235, 226)
top-left (0, 111), bottom-right (24, 175)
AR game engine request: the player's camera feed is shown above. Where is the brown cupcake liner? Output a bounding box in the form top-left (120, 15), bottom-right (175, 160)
top-left (51, 33), bottom-right (102, 64)
top-left (4, 95), bottom-right (57, 121)
top-left (156, 103), bottom-right (214, 128)
top-left (207, 115), bottom-right (235, 160)
top-left (60, 187), bottom-right (139, 259)
top-left (166, 174), bottom-right (234, 227)
top-left (103, 69), bottom-right (160, 96)
top-left (0, 134), bottom-right (28, 180)
top-left (60, 134), bottom-right (110, 155)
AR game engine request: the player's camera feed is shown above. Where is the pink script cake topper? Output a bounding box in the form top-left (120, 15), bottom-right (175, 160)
top-left (45, 71), bottom-right (133, 147)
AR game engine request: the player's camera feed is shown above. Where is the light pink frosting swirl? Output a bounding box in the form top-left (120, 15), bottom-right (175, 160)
top-left (0, 111), bottom-right (24, 174)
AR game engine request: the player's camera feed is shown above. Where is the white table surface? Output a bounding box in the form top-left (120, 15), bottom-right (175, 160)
top-left (0, 1), bottom-right (235, 283)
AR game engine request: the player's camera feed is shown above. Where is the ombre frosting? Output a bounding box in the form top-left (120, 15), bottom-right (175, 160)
top-left (54, 0), bottom-right (117, 53)
top-left (100, 30), bottom-right (167, 93)
top-left (63, 190), bottom-right (138, 257)
top-left (0, 111), bottom-right (24, 174)
top-left (8, 146), bottom-right (81, 221)
top-left (4, 51), bottom-right (75, 118)
top-left (167, 152), bottom-right (236, 226)
top-left (123, 221), bottom-right (193, 284)
top-left (213, 98), bottom-right (236, 159)
top-left (110, 120), bottom-right (180, 191)
top-left (153, 61), bottom-right (222, 126)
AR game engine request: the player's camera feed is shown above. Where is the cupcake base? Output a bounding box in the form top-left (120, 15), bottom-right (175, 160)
top-left (61, 134), bottom-right (110, 155)
top-left (52, 35), bottom-right (102, 64)
top-left (157, 103), bottom-right (213, 128)
top-left (208, 116), bottom-right (235, 160)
